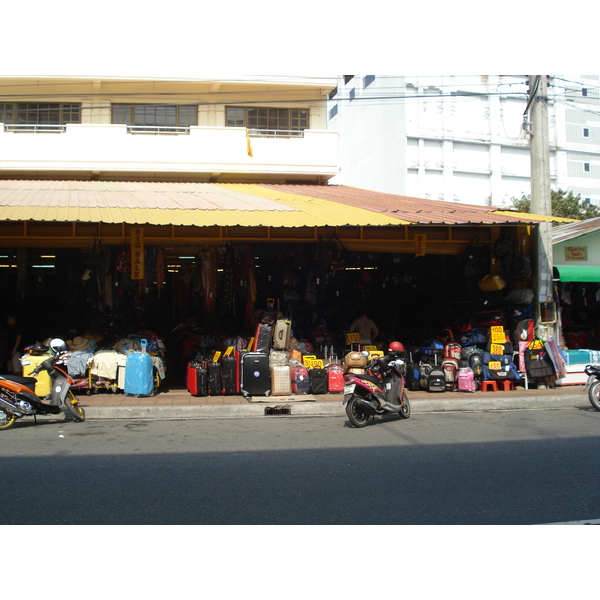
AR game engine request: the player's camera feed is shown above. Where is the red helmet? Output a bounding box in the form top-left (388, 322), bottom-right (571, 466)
top-left (388, 341), bottom-right (404, 353)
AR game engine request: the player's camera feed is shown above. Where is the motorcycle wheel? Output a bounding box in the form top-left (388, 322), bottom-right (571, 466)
top-left (346, 396), bottom-right (370, 428)
top-left (0, 408), bottom-right (16, 430)
top-left (588, 381), bottom-right (600, 411)
top-left (64, 391), bottom-right (86, 422)
top-left (398, 392), bottom-right (411, 419)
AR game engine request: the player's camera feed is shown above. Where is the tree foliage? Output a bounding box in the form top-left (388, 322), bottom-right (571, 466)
top-left (512, 189), bottom-right (600, 221)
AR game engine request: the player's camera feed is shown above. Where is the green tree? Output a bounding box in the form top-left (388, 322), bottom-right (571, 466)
top-left (512, 189), bottom-right (600, 221)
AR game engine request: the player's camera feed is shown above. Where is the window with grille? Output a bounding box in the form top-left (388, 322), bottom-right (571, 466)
top-left (112, 104), bottom-right (197, 133)
top-left (0, 103), bottom-right (80, 130)
top-left (225, 107), bottom-right (309, 136)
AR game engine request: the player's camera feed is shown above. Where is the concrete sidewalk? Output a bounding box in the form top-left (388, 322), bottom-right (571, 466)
top-left (75, 384), bottom-right (592, 421)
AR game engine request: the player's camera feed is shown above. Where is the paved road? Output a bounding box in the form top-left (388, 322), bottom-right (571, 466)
top-left (1, 407), bottom-right (599, 524)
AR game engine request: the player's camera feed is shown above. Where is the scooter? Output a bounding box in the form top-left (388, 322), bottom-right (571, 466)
top-left (0, 338), bottom-right (85, 430)
top-left (343, 342), bottom-right (411, 427)
top-left (584, 364), bottom-right (600, 411)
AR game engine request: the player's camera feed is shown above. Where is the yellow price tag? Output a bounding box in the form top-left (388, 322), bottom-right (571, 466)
top-left (311, 359), bottom-right (324, 369)
top-left (303, 355), bottom-right (317, 367)
top-left (364, 345), bottom-right (377, 352)
top-left (490, 344), bottom-right (505, 355)
top-left (489, 361), bottom-right (502, 370)
top-left (345, 332), bottom-right (361, 344)
top-left (490, 326), bottom-right (505, 344)
top-left (369, 351), bottom-right (384, 359)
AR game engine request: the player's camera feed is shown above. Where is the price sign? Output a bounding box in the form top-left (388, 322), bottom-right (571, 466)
top-left (490, 344), bottom-right (505, 355)
top-left (345, 332), bottom-right (361, 344)
top-left (488, 361), bottom-right (502, 370)
top-left (490, 326), bottom-right (505, 344)
top-left (303, 355), bottom-right (317, 367)
top-left (369, 351), bottom-right (384, 359)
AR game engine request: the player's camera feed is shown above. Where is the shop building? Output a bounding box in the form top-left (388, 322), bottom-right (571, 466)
top-left (0, 75), bottom-right (561, 386)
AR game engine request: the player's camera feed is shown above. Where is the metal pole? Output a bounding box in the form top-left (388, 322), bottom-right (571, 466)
top-left (528, 76), bottom-right (555, 333)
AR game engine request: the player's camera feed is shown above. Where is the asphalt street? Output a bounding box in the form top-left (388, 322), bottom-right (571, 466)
top-left (1, 407), bottom-right (599, 525)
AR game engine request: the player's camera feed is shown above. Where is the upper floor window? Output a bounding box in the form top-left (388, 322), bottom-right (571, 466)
top-left (363, 75), bottom-right (375, 88)
top-left (226, 107), bottom-right (309, 137)
top-left (583, 127), bottom-right (590, 138)
top-left (112, 104), bottom-right (197, 133)
top-left (0, 103), bottom-right (80, 132)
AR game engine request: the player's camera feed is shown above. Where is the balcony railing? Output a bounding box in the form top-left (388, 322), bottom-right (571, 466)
top-left (126, 125), bottom-right (191, 135)
top-left (3, 124), bottom-right (67, 133)
top-left (248, 129), bottom-right (304, 138)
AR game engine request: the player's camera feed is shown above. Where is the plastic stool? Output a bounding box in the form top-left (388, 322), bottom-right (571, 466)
top-left (481, 380), bottom-right (498, 392)
top-left (498, 380), bottom-right (514, 391)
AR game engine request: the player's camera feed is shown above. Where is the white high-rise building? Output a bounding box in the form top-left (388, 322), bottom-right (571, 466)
top-left (328, 75), bottom-right (600, 208)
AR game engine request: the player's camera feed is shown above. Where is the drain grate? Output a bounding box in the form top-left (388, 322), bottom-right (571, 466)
top-left (264, 405), bottom-right (292, 416)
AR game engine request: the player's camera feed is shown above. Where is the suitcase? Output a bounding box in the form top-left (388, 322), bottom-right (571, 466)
top-left (253, 323), bottom-right (273, 353)
top-left (309, 368), bottom-right (328, 395)
top-left (291, 365), bottom-right (311, 394)
top-left (272, 318), bottom-right (291, 350)
top-left (186, 361), bottom-right (207, 397)
top-left (235, 350), bottom-right (250, 394)
top-left (326, 365), bottom-right (345, 393)
top-left (124, 338), bottom-right (154, 396)
top-left (208, 361), bottom-right (222, 396)
top-left (240, 352), bottom-right (271, 397)
top-left (271, 365), bottom-right (292, 395)
top-left (221, 355), bottom-right (237, 395)
top-left (428, 367), bottom-right (446, 392)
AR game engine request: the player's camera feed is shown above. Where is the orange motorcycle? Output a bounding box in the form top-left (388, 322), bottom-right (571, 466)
top-left (0, 339), bottom-right (85, 430)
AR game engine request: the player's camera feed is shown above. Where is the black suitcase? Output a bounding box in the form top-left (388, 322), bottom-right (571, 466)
top-left (240, 352), bottom-right (270, 397)
top-left (428, 368), bottom-right (446, 393)
top-left (309, 368), bottom-right (328, 395)
top-left (222, 355), bottom-right (237, 395)
top-left (208, 361), bottom-right (222, 396)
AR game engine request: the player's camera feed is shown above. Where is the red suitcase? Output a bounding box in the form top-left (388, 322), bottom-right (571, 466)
top-left (326, 365), bottom-right (345, 393)
top-left (186, 362), bottom-right (207, 397)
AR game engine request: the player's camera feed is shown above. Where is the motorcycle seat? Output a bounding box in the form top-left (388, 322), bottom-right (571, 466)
top-left (356, 374), bottom-right (381, 386)
top-left (2, 374), bottom-right (38, 386)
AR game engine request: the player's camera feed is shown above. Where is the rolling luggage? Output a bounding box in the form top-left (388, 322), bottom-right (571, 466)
top-left (271, 365), bottom-right (292, 395)
top-left (208, 361), bottom-right (222, 396)
top-left (221, 355), bottom-right (237, 395)
top-left (326, 365), bottom-right (345, 393)
top-left (186, 361), bottom-right (207, 397)
top-left (309, 368), bottom-right (328, 395)
top-left (124, 338), bottom-right (154, 396)
top-left (240, 352), bottom-right (271, 397)
top-left (235, 350), bottom-right (249, 394)
top-left (291, 365), bottom-right (311, 394)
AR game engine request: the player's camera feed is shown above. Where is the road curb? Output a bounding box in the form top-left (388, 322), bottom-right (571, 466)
top-left (80, 394), bottom-right (591, 421)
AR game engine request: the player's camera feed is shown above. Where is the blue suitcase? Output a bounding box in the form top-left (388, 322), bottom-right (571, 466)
top-left (124, 339), bottom-right (154, 396)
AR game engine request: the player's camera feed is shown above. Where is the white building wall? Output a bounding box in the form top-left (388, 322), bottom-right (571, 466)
top-left (329, 75), bottom-right (600, 208)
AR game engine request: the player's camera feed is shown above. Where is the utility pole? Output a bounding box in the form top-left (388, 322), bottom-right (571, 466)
top-left (527, 75), bottom-right (555, 330)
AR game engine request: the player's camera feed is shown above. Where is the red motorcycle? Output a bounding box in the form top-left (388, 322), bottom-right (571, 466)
top-left (343, 342), bottom-right (411, 428)
top-left (0, 339), bottom-right (85, 431)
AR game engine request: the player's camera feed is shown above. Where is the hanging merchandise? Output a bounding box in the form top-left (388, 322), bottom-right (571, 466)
top-left (200, 246), bottom-right (217, 312)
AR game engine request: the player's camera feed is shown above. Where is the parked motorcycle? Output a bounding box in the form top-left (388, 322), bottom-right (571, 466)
top-left (0, 338), bottom-right (85, 430)
top-left (343, 342), bottom-right (411, 427)
top-left (584, 364), bottom-right (600, 411)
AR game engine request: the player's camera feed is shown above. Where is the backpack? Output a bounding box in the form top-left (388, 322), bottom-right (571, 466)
top-left (457, 368), bottom-right (476, 392)
top-left (442, 358), bottom-right (459, 391)
top-left (428, 368), bottom-right (446, 393)
top-left (444, 342), bottom-right (462, 360)
top-left (419, 363), bottom-right (432, 390)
